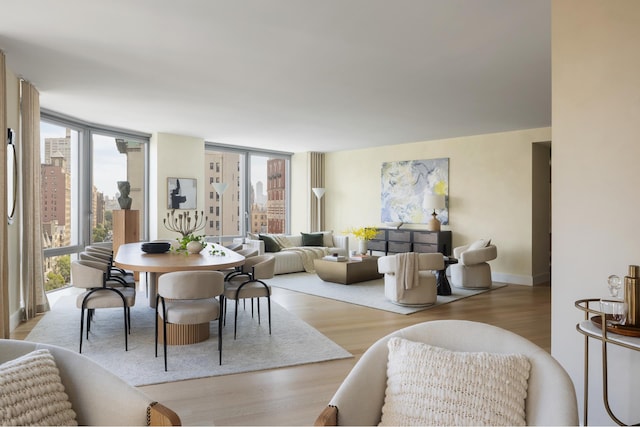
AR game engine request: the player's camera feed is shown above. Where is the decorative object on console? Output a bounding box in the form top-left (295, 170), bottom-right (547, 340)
top-left (212, 182), bottom-right (228, 245)
top-left (381, 158), bottom-right (449, 224)
top-left (312, 187), bottom-right (325, 232)
top-left (422, 193), bottom-right (446, 231)
top-left (163, 209), bottom-right (207, 238)
top-left (345, 226), bottom-right (379, 255)
top-left (117, 180), bottom-right (132, 210)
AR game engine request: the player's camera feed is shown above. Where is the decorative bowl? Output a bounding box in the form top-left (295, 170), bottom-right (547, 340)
top-left (141, 242), bottom-right (171, 254)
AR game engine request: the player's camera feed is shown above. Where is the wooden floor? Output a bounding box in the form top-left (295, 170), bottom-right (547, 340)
top-left (11, 283), bottom-right (550, 426)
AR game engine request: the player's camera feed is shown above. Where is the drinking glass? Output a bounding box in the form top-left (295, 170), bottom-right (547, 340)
top-left (599, 299), bottom-right (628, 326)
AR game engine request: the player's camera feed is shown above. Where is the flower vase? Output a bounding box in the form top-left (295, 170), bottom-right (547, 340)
top-left (186, 241), bottom-right (203, 254)
top-left (358, 239), bottom-right (368, 255)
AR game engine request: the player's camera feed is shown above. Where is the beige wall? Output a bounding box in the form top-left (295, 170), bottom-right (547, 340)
top-left (324, 127), bottom-right (551, 284)
top-left (150, 133), bottom-right (205, 241)
top-left (552, 1), bottom-right (640, 424)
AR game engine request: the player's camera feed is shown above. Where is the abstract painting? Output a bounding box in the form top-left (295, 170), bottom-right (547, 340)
top-left (167, 177), bottom-right (197, 209)
top-left (381, 158), bottom-right (449, 224)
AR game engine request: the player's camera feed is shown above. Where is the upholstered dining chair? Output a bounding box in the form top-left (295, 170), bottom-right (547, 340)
top-left (377, 253), bottom-right (444, 306)
top-left (70, 260), bottom-right (136, 353)
top-left (450, 238), bottom-right (497, 289)
top-left (315, 320), bottom-right (578, 426)
top-left (224, 246), bottom-right (259, 282)
top-left (80, 250), bottom-right (136, 288)
top-left (223, 254), bottom-right (275, 339)
top-left (155, 270), bottom-right (225, 371)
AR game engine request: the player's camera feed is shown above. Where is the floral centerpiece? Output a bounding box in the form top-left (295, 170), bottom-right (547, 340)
top-left (345, 226), bottom-right (379, 255)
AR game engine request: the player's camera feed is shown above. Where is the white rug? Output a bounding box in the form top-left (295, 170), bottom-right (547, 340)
top-left (270, 272), bottom-right (506, 314)
top-left (25, 292), bottom-right (352, 387)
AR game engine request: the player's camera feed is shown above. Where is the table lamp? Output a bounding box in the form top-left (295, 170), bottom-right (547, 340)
top-left (423, 194), bottom-right (445, 231)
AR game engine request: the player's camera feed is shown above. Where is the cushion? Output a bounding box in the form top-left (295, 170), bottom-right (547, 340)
top-left (468, 238), bottom-right (491, 250)
top-left (271, 234), bottom-right (292, 248)
top-left (379, 337), bottom-right (530, 426)
top-left (259, 234), bottom-right (282, 253)
top-left (301, 232), bottom-right (324, 247)
top-left (247, 232), bottom-right (259, 241)
top-left (320, 231), bottom-right (335, 247)
top-left (0, 349), bottom-right (78, 426)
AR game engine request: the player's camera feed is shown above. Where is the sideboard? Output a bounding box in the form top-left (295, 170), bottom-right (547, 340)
top-left (368, 229), bottom-right (452, 256)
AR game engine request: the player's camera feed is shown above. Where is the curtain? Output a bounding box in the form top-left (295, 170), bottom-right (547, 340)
top-left (0, 50), bottom-right (9, 338)
top-left (20, 80), bottom-right (49, 318)
top-left (309, 152), bottom-right (325, 232)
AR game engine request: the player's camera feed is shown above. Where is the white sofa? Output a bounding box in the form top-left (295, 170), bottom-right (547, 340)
top-left (244, 232), bottom-right (349, 275)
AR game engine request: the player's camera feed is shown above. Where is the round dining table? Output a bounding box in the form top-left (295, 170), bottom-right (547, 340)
top-left (114, 242), bottom-right (245, 345)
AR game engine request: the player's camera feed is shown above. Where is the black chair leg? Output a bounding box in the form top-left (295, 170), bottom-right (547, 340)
top-left (234, 299), bottom-right (239, 340)
top-left (123, 304), bottom-right (128, 351)
top-left (257, 298), bottom-right (261, 325)
top-left (79, 308), bottom-right (85, 353)
top-left (267, 296), bottom-right (272, 335)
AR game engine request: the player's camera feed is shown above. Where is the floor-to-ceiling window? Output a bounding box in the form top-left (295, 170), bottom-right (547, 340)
top-left (204, 144), bottom-right (290, 241)
top-left (40, 111), bottom-right (149, 292)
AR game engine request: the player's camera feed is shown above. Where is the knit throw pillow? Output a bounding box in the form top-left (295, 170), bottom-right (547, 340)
top-left (0, 349), bottom-right (78, 426)
top-left (379, 338), bottom-right (530, 426)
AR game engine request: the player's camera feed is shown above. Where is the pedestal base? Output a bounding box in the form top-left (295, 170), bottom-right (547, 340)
top-left (157, 317), bottom-right (210, 345)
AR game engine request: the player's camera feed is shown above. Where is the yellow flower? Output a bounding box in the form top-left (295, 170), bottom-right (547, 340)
top-left (345, 227), bottom-right (379, 241)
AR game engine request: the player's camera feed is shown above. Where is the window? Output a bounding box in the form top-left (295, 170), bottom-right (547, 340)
top-left (40, 112), bottom-right (149, 292)
top-left (204, 145), bottom-right (290, 242)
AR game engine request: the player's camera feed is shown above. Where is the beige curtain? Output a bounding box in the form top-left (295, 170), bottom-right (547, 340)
top-left (20, 80), bottom-right (49, 318)
top-left (0, 51), bottom-right (9, 338)
top-left (310, 152), bottom-right (325, 232)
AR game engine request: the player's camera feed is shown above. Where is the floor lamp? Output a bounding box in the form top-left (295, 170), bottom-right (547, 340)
top-left (312, 187), bottom-right (325, 232)
top-left (212, 182), bottom-right (228, 245)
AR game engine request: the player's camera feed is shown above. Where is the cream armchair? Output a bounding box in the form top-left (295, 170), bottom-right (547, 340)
top-left (0, 339), bottom-right (181, 425)
top-left (315, 320), bottom-right (578, 426)
top-left (377, 253), bottom-right (444, 306)
top-left (450, 239), bottom-right (497, 289)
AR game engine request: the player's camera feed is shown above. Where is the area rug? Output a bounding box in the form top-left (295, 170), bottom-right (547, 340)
top-left (25, 292), bottom-right (352, 387)
top-left (270, 272), bottom-right (507, 314)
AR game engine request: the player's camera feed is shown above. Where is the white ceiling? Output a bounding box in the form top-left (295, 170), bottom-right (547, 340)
top-left (0, 0), bottom-right (550, 153)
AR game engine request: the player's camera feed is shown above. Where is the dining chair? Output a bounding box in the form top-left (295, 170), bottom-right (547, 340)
top-left (223, 254), bottom-right (275, 339)
top-left (70, 260), bottom-right (136, 353)
top-left (155, 270), bottom-right (225, 371)
top-left (80, 249), bottom-right (136, 288)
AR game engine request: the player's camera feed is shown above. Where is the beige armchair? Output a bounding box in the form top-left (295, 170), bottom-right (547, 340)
top-left (450, 239), bottom-right (497, 289)
top-left (377, 253), bottom-right (444, 306)
top-left (0, 339), bottom-right (181, 425)
top-left (315, 320), bottom-right (578, 426)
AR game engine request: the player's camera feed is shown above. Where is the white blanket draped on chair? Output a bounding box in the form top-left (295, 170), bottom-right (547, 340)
top-left (395, 252), bottom-right (419, 301)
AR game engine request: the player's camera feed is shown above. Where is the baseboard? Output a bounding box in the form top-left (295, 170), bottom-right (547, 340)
top-left (9, 308), bottom-right (23, 333)
top-left (491, 272), bottom-right (534, 286)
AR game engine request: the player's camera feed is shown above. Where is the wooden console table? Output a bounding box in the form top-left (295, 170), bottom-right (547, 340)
top-left (575, 298), bottom-right (640, 425)
top-left (369, 229), bottom-right (452, 256)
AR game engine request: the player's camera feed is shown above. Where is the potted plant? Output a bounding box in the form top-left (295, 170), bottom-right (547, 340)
top-left (345, 227), bottom-right (379, 255)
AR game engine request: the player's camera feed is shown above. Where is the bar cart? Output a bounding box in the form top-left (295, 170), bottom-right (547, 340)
top-left (575, 298), bottom-right (640, 425)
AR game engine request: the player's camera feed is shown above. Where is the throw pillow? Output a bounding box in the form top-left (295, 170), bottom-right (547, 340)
top-left (272, 234), bottom-right (292, 248)
top-left (0, 349), bottom-right (78, 426)
top-left (259, 234), bottom-right (282, 252)
top-left (320, 231), bottom-right (335, 247)
top-left (379, 337), bottom-right (530, 426)
top-left (301, 232), bottom-right (324, 247)
top-left (468, 238), bottom-right (491, 250)
top-left (247, 232), bottom-right (259, 241)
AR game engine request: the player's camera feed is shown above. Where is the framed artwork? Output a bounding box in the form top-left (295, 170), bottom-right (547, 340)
top-left (381, 158), bottom-right (449, 224)
top-left (167, 177), bottom-right (197, 209)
